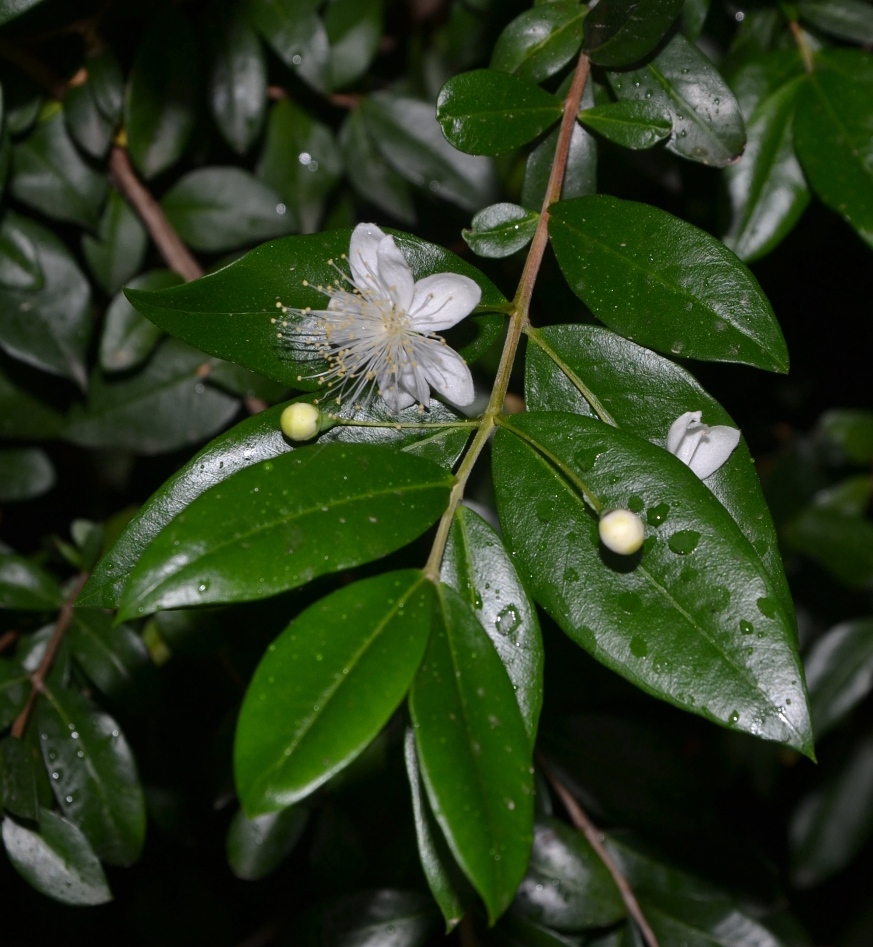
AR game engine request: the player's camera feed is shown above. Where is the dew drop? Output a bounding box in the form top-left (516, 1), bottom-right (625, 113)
top-left (630, 635), bottom-right (649, 658)
top-left (495, 604), bottom-right (521, 637)
top-left (740, 619), bottom-right (754, 635)
top-left (563, 567), bottom-right (579, 584)
top-left (574, 447), bottom-right (602, 471)
top-left (756, 596), bottom-right (777, 618)
top-left (668, 529), bottom-right (700, 555)
top-left (646, 502), bottom-right (670, 526)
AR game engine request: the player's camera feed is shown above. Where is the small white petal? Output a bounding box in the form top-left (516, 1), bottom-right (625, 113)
top-left (422, 343), bottom-right (475, 406)
top-left (666, 411), bottom-right (702, 455)
top-left (376, 235), bottom-right (415, 310)
top-left (378, 375), bottom-right (417, 413)
top-left (348, 222), bottom-right (387, 290)
top-left (686, 425), bottom-right (741, 479)
top-left (408, 273), bottom-right (482, 332)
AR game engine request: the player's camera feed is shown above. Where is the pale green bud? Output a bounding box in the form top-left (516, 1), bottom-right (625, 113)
top-left (280, 403), bottom-right (323, 441)
top-left (598, 508), bottom-right (645, 555)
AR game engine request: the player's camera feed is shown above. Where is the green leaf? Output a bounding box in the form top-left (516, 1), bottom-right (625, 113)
top-left (302, 889), bottom-right (440, 945)
top-left (161, 166), bottom-right (293, 253)
top-left (248, 0), bottom-right (328, 90)
top-left (548, 195), bottom-right (788, 372)
top-left (82, 188), bottom-right (149, 295)
top-left (404, 728), bottom-right (471, 931)
top-left (117, 444), bottom-right (451, 620)
top-left (794, 50), bottom-right (873, 250)
top-left (513, 818), bottom-right (625, 930)
top-left (493, 914), bottom-right (584, 947)
top-left (0, 0), bottom-right (46, 26)
top-left (207, 4), bottom-right (267, 154)
top-left (0, 367), bottom-right (62, 439)
top-left (441, 506), bottom-right (543, 743)
top-left (0, 212), bottom-right (91, 387)
top-left (493, 413), bottom-right (812, 754)
top-left (409, 583), bottom-right (534, 924)
top-left (608, 33), bottom-right (745, 167)
top-left (0, 662), bottom-right (28, 730)
top-left (584, 0), bottom-right (684, 67)
top-left (10, 109), bottom-right (107, 229)
top-left (799, 0), bottom-right (873, 44)
top-left (0, 552), bottom-right (62, 610)
top-left (79, 398), bottom-right (467, 610)
top-left (463, 202), bottom-right (539, 258)
top-left (490, 3), bottom-right (586, 84)
top-left (324, 0), bottom-right (383, 90)
top-left (806, 619), bottom-right (873, 739)
top-left (257, 99), bottom-right (342, 234)
top-left (579, 100), bottom-right (672, 149)
top-left (723, 77), bottom-right (809, 262)
top-left (64, 337), bottom-right (240, 455)
top-left (0, 735), bottom-right (47, 820)
top-left (524, 324), bottom-right (793, 618)
top-left (818, 408), bottom-right (873, 464)
top-left (125, 6), bottom-right (198, 178)
top-left (99, 270), bottom-right (181, 373)
top-left (522, 113), bottom-right (596, 211)
top-left (124, 228), bottom-right (507, 386)
top-left (64, 79), bottom-right (114, 159)
top-left (786, 507), bottom-right (873, 587)
top-left (791, 736), bottom-right (873, 887)
top-left (0, 447), bottom-right (55, 502)
top-left (36, 686), bottom-right (145, 865)
top-left (68, 609), bottom-right (150, 700)
top-left (226, 804), bottom-right (309, 880)
top-left (361, 92), bottom-right (498, 211)
top-left (84, 48), bottom-right (124, 125)
top-left (2, 809), bottom-right (112, 906)
top-left (727, 48), bottom-right (806, 121)
top-left (235, 570), bottom-right (433, 814)
top-left (436, 70), bottom-right (563, 157)
top-left (681, 0), bottom-right (710, 42)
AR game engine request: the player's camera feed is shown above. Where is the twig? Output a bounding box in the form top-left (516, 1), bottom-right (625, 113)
top-left (458, 913), bottom-right (479, 947)
top-left (108, 146), bottom-right (204, 282)
top-left (0, 630), bottom-right (19, 655)
top-left (0, 36), bottom-right (67, 100)
top-left (11, 573), bottom-right (89, 740)
top-left (538, 754), bottom-right (660, 947)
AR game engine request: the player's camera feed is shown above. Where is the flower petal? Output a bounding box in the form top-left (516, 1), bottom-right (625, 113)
top-left (422, 342), bottom-right (474, 407)
top-left (666, 411), bottom-right (702, 455)
top-left (376, 235), bottom-right (415, 310)
top-left (408, 273), bottom-right (482, 332)
top-left (349, 222), bottom-right (387, 291)
top-left (686, 425), bottom-right (741, 480)
top-left (377, 371), bottom-right (417, 413)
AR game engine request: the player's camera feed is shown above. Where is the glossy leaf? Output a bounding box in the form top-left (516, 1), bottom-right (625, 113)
top-left (794, 50), bottom-right (873, 250)
top-left (436, 70), bottom-right (563, 157)
top-left (522, 110), bottom-right (596, 210)
top-left (64, 79), bottom-right (114, 159)
top-left (116, 444), bottom-right (452, 620)
top-left (125, 7), bottom-right (198, 178)
top-left (303, 889), bottom-right (440, 946)
top-left (441, 505), bottom-right (544, 743)
top-left (806, 619), bottom-right (873, 739)
top-left (513, 818), bottom-right (624, 930)
top-left (404, 728), bottom-right (471, 931)
top-left (0, 447), bottom-right (55, 502)
top-left (10, 109), bottom-right (107, 229)
top-left (409, 583), bottom-right (534, 924)
top-left (36, 686), bottom-right (145, 865)
top-left (636, 892), bottom-right (784, 946)
top-left (493, 914), bottom-right (583, 947)
top-left (226, 804), bottom-right (309, 880)
top-left (549, 195), bottom-right (788, 371)
top-left (339, 109), bottom-right (415, 225)
top-left (99, 270), bottom-right (181, 373)
top-left (579, 100), bottom-right (672, 149)
top-left (727, 48), bottom-right (806, 121)
top-left (68, 609), bottom-right (150, 700)
top-left (0, 734), bottom-right (47, 820)
top-left (124, 228), bottom-right (507, 386)
top-left (324, 0), bottom-right (383, 90)
top-left (786, 507), bottom-right (873, 588)
top-left (162, 166), bottom-right (293, 253)
top-left (791, 736), bottom-right (873, 887)
top-left (0, 553), bottom-right (62, 610)
top-left (249, 0), bottom-right (329, 91)
top-left (207, 5), bottom-right (267, 154)
top-left (584, 0), bottom-right (684, 67)
top-left (799, 0), bottom-right (873, 44)
top-left (724, 77), bottom-right (809, 262)
top-left (362, 92), bottom-right (498, 211)
top-left (0, 368), bottom-right (62, 439)
top-left (524, 324), bottom-right (793, 617)
top-left (257, 99), bottom-right (342, 234)
top-left (2, 809), bottom-right (111, 906)
top-left (0, 0), bottom-right (46, 26)
top-left (0, 213), bottom-right (91, 387)
top-left (463, 202), bottom-right (539, 258)
top-left (490, 3), bottom-right (586, 84)
top-left (64, 338), bottom-right (240, 455)
top-left (0, 661), bottom-right (28, 730)
top-left (82, 188), bottom-right (149, 295)
top-left (608, 33), bottom-right (745, 167)
top-left (493, 413), bottom-right (812, 754)
top-left (79, 396), bottom-right (468, 609)
top-left (235, 570), bottom-right (433, 814)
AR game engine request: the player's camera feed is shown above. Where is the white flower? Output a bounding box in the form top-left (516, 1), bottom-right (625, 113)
top-left (667, 411), bottom-right (740, 480)
top-left (285, 223), bottom-right (480, 413)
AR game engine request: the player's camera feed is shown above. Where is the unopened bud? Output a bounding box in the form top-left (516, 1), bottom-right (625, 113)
top-left (280, 402), bottom-right (324, 441)
top-left (598, 508), bottom-right (645, 555)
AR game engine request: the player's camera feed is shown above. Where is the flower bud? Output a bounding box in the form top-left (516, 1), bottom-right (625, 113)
top-left (280, 403), bottom-right (323, 441)
top-left (598, 508), bottom-right (645, 555)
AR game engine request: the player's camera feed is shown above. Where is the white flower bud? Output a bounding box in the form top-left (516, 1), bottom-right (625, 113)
top-left (598, 508), bottom-right (645, 555)
top-left (280, 402), bottom-right (322, 441)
